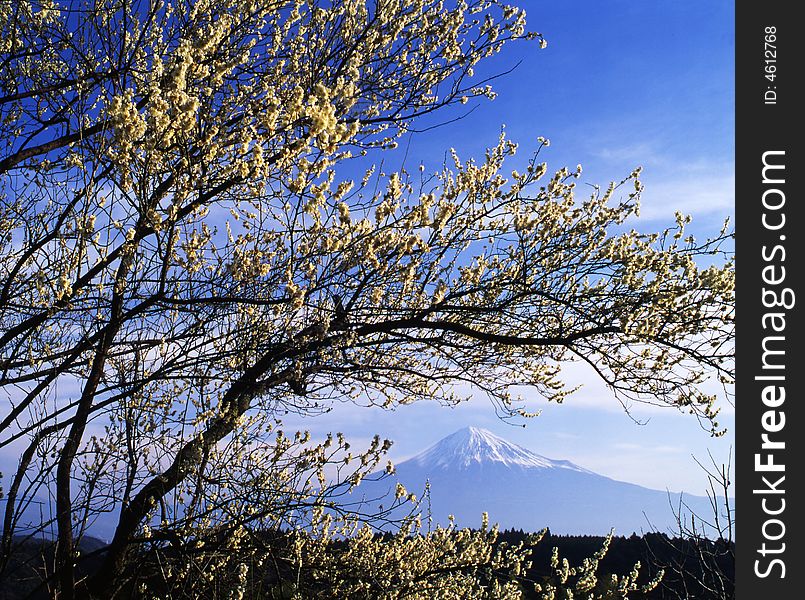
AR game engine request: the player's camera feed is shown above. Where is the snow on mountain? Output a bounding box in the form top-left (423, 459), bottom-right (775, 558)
top-left (353, 426), bottom-right (724, 536)
top-left (5, 427), bottom-right (724, 541)
top-left (412, 426), bottom-right (592, 473)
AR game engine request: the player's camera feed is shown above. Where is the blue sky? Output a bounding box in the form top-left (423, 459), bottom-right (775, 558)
top-left (0, 1), bottom-right (735, 513)
top-left (285, 0), bottom-right (736, 497)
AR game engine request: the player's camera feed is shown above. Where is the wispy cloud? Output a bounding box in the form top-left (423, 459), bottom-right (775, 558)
top-left (585, 139), bottom-right (734, 223)
top-left (639, 170), bottom-right (734, 221)
top-left (592, 142), bottom-right (667, 167)
top-left (551, 431), bottom-right (581, 440)
top-left (613, 442), bottom-right (684, 454)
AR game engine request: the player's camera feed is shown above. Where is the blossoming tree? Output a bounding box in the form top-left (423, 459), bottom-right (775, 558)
top-left (0, 0), bottom-right (733, 597)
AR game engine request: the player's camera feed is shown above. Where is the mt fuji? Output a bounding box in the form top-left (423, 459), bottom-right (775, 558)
top-left (354, 426), bottom-right (722, 536)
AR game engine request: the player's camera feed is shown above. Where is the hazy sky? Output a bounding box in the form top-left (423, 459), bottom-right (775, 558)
top-left (285, 0), bottom-right (736, 497)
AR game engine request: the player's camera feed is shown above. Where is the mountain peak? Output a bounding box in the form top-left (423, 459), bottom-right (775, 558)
top-left (411, 427), bottom-right (591, 472)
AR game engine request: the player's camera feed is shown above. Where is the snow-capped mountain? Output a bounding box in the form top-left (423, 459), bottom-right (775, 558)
top-left (4, 427), bottom-right (726, 541)
top-left (412, 426), bottom-right (593, 473)
top-left (354, 426), bottom-right (724, 536)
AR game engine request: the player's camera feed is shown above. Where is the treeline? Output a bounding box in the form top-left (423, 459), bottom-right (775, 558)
top-left (1, 528), bottom-right (734, 599)
top-left (496, 528), bottom-right (735, 599)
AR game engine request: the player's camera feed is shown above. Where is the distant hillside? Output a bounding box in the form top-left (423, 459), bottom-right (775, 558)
top-left (351, 426), bottom-right (728, 536)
